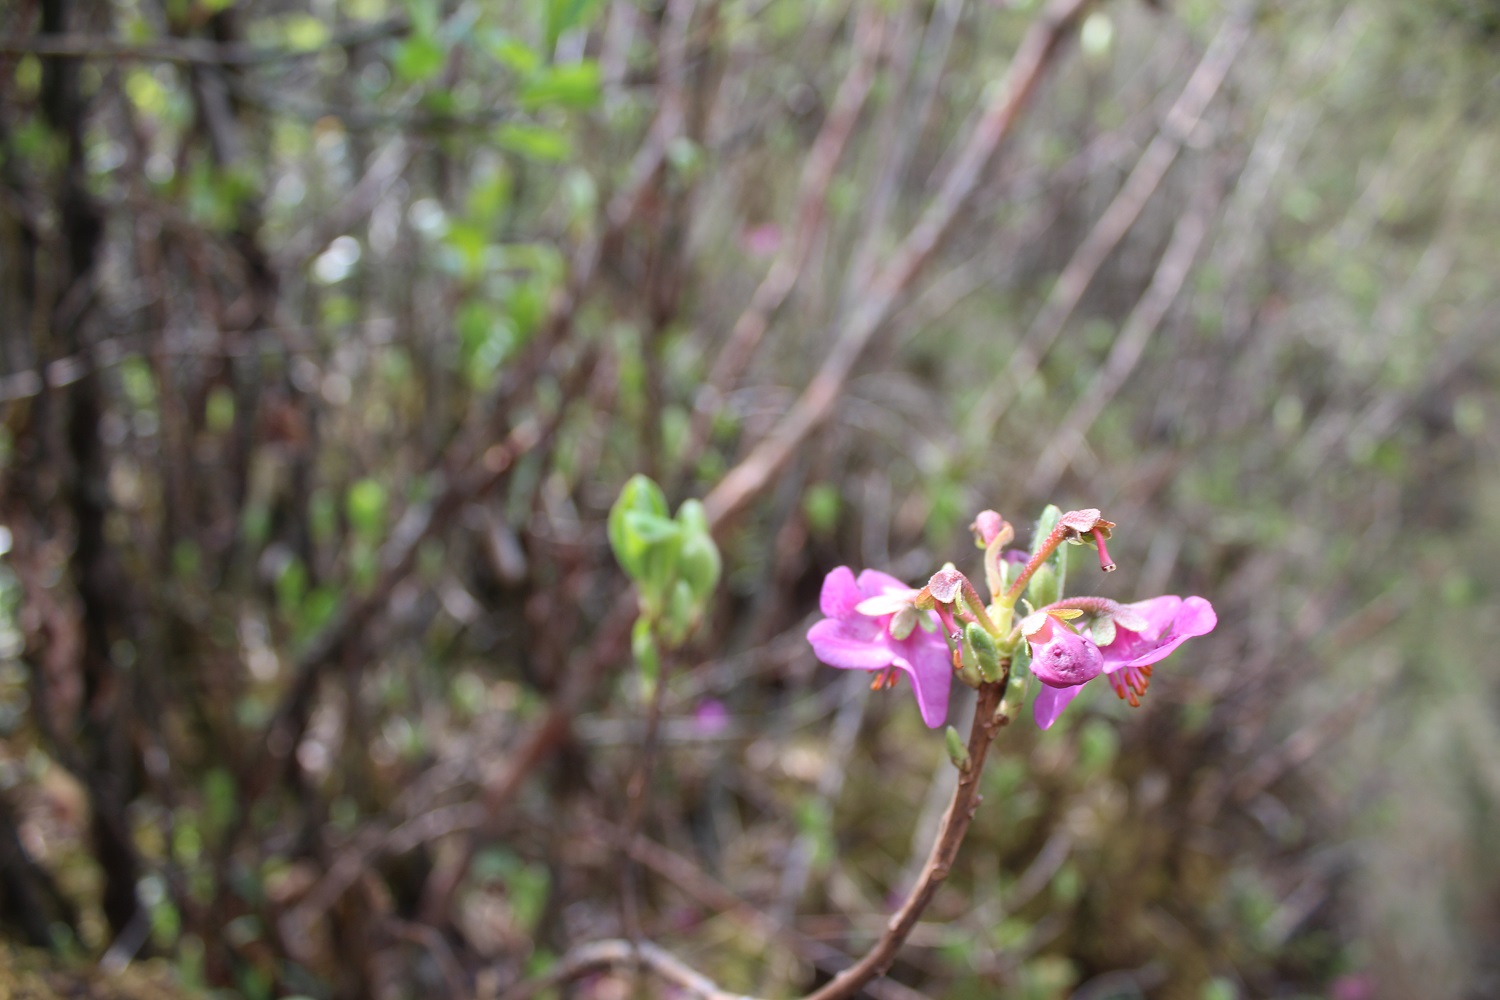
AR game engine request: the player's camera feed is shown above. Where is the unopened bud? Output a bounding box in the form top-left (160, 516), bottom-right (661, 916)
top-left (945, 726), bottom-right (971, 772)
top-left (1026, 562), bottom-right (1061, 610)
top-left (965, 622), bottom-right (1003, 683)
top-left (972, 510), bottom-right (1013, 547)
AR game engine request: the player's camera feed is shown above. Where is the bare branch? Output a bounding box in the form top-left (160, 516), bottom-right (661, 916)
top-left (968, 5), bottom-right (1256, 442)
top-left (704, 0), bottom-right (1095, 531)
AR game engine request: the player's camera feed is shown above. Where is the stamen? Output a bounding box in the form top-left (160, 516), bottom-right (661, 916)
top-left (1093, 529), bottom-right (1116, 573)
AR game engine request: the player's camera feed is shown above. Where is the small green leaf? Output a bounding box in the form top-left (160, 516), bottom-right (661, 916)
top-left (545, 0), bottom-right (604, 50)
top-left (675, 527), bottom-right (720, 606)
top-left (1026, 562), bottom-right (1060, 610)
top-left (608, 475), bottom-right (671, 584)
top-left (518, 61), bottom-right (601, 110)
top-left (802, 483), bottom-right (840, 534)
top-left (486, 33), bottom-right (540, 74)
top-left (496, 123), bottom-right (570, 161)
top-left (284, 14), bottom-right (330, 52)
top-left (945, 726), bottom-right (971, 771)
top-left (346, 478), bottom-right (387, 536)
top-left (965, 622), bottom-right (1002, 683)
top-left (393, 34), bottom-right (445, 83)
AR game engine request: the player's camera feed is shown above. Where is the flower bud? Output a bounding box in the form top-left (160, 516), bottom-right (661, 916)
top-left (945, 726), bottom-right (971, 771)
top-left (965, 621), bottom-right (1003, 683)
top-left (1026, 562), bottom-right (1061, 610)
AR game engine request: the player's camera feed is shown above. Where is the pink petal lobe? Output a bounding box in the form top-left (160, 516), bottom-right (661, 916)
top-left (819, 566), bottom-right (863, 619)
top-left (892, 633), bottom-right (954, 728)
top-left (857, 568), bottom-right (913, 597)
top-left (1120, 595), bottom-right (1183, 638)
top-left (807, 619), bottom-right (892, 670)
top-left (1033, 684), bottom-right (1082, 730)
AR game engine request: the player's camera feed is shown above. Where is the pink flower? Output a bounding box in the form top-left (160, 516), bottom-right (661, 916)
top-left (1030, 596), bottom-right (1217, 730)
top-left (807, 567), bottom-right (954, 728)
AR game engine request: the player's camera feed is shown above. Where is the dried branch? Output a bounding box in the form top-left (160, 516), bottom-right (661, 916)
top-left (499, 939), bottom-right (757, 1000)
top-left (1028, 173), bottom-right (1221, 497)
top-left (703, 0), bottom-right (1095, 530)
top-left (968, 5), bottom-right (1256, 442)
top-left (685, 7), bottom-right (886, 469)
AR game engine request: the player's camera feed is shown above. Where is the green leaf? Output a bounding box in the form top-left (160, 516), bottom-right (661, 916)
top-left (544, 0), bottom-right (604, 51)
top-left (393, 34), bottom-right (446, 83)
top-left (485, 33), bottom-right (541, 74)
top-left (518, 61), bottom-right (601, 110)
top-left (674, 501), bottom-right (720, 603)
top-left (284, 14), bottom-right (331, 52)
top-left (346, 478), bottom-right (388, 537)
top-left (496, 122), bottom-right (570, 161)
top-left (802, 483), bottom-right (840, 535)
top-left (608, 475), bottom-right (671, 582)
top-left (965, 622), bottom-right (1002, 683)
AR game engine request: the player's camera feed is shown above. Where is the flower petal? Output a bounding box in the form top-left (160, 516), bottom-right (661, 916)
top-left (807, 619), bottom-right (892, 670)
top-left (1102, 595), bottom-right (1217, 672)
top-left (857, 568), bottom-right (914, 597)
top-left (1033, 683), bottom-right (1082, 730)
top-left (889, 630), bottom-right (954, 728)
top-left (1118, 595), bottom-right (1183, 639)
top-left (1174, 596), bottom-right (1217, 636)
top-left (819, 566), bottom-right (864, 619)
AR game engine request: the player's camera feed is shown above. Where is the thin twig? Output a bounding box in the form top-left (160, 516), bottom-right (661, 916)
top-left (703, 0), bottom-right (1094, 530)
top-left (683, 7), bottom-right (886, 473)
top-left (498, 939), bottom-right (757, 1000)
top-left (967, 6), bottom-right (1256, 443)
top-left (1027, 172), bottom-right (1221, 497)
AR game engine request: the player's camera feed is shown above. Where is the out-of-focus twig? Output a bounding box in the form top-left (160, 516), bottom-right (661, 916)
top-left (1027, 172), bottom-right (1221, 497)
top-left (683, 8), bottom-right (886, 474)
top-left (704, 0), bottom-right (1095, 531)
top-left (610, 825), bottom-right (932, 1000)
top-left (498, 939), bottom-right (756, 1000)
top-left (968, 6), bottom-right (1256, 444)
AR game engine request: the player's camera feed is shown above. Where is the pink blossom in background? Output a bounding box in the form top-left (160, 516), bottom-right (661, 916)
top-left (1330, 973), bottom-right (1375, 1000)
top-left (692, 698), bottom-right (731, 737)
top-left (740, 222), bottom-right (782, 257)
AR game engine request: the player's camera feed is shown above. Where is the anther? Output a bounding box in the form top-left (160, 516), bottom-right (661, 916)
top-left (1093, 529), bottom-right (1116, 573)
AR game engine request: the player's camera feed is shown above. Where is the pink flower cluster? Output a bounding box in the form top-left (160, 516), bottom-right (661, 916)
top-left (806, 565), bottom-right (1214, 730)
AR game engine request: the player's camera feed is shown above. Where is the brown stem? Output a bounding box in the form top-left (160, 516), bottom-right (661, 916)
top-left (500, 681), bottom-right (1009, 1000)
top-left (801, 680), bottom-right (1005, 1000)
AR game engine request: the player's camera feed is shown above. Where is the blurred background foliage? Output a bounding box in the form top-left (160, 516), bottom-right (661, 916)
top-left (1, 0), bottom-right (1498, 997)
